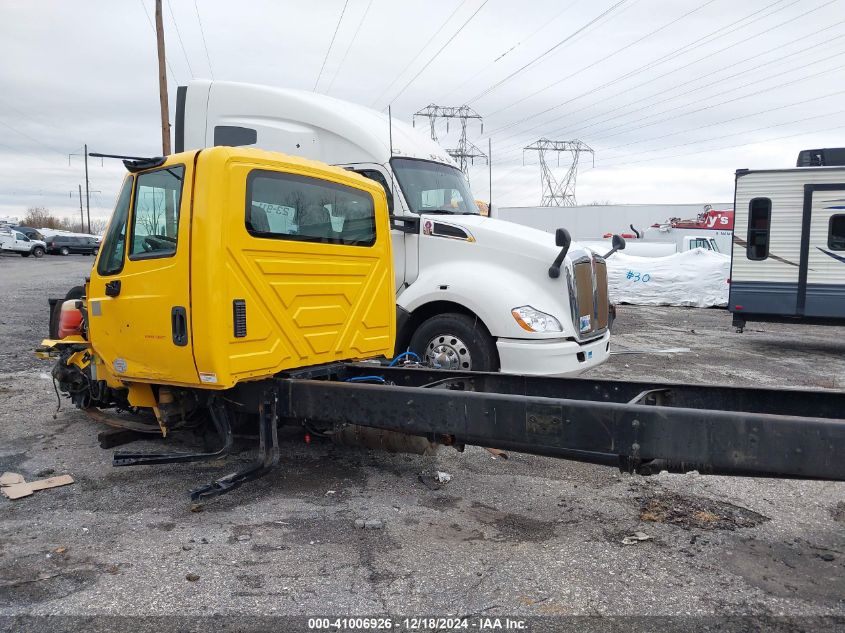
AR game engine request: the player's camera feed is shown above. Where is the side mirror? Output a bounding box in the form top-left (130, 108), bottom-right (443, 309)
top-left (612, 234), bottom-right (625, 251)
top-left (603, 234), bottom-right (626, 259)
top-left (548, 228), bottom-right (572, 279)
top-left (555, 227), bottom-right (571, 248)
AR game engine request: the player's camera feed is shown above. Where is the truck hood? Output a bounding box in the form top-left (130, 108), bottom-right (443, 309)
top-left (420, 213), bottom-right (592, 263)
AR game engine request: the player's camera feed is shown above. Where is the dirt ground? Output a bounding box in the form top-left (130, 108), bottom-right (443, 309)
top-left (1, 254), bottom-right (844, 623)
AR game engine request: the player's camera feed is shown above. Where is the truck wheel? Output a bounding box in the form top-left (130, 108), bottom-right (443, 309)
top-left (59, 246), bottom-right (70, 256)
top-left (32, 247), bottom-right (45, 258)
top-left (409, 313), bottom-right (498, 372)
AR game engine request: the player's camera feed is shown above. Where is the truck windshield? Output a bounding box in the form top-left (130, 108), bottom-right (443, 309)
top-left (390, 158), bottom-right (479, 215)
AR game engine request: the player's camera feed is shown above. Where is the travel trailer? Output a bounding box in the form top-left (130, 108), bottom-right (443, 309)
top-left (729, 163), bottom-right (845, 331)
top-left (174, 80), bottom-right (618, 376)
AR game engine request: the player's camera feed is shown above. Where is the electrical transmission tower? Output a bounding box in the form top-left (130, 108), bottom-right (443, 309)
top-left (523, 139), bottom-right (594, 207)
top-left (413, 104), bottom-right (487, 173)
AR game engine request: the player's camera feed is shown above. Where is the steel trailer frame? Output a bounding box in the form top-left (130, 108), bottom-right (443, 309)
top-left (111, 362), bottom-right (845, 501)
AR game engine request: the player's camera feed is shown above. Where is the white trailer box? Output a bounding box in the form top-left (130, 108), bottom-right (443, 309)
top-left (730, 166), bottom-right (845, 329)
top-left (174, 80), bottom-right (614, 376)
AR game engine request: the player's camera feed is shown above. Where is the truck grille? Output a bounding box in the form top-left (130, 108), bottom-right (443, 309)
top-left (567, 254), bottom-right (609, 341)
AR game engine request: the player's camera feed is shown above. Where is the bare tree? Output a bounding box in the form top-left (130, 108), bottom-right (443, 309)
top-left (23, 206), bottom-right (61, 228)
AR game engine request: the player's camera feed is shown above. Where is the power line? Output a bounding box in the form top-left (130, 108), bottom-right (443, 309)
top-left (370, 0), bottom-right (470, 108)
top-left (542, 21), bottom-right (845, 142)
top-left (386, 0), bottom-right (489, 107)
top-left (314, 0), bottom-right (351, 92)
top-left (0, 118), bottom-right (73, 158)
top-left (598, 106), bottom-right (845, 165)
top-left (467, 0), bottom-right (631, 103)
top-left (490, 1), bottom-right (840, 158)
top-left (492, 55), bottom-right (844, 164)
top-left (193, 0), bottom-right (214, 79)
top-left (486, 0), bottom-right (805, 141)
top-left (488, 0), bottom-right (719, 119)
top-left (585, 59), bottom-right (845, 143)
top-left (166, 0), bottom-right (194, 78)
top-left (435, 0), bottom-right (580, 103)
top-left (325, 0), bottom-right (375, 94)
top-left (596, 114), bottom-right (845, 169)
top-left (600, 85), bottom-right (845, 153)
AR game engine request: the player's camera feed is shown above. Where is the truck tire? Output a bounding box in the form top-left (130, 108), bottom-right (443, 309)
top-left (32, 246), bottom-right (45, 258)
top-left (409, 313), bottom-right (498, 372)
top-left (59, 246), bottom-right (70, 256)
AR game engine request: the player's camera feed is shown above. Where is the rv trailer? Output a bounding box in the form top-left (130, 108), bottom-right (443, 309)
top-left (730, 164), bottom-right (845, 331)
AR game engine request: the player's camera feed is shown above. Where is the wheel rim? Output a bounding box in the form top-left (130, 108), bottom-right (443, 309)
top-left (424, 333), bottom-right (472, 370)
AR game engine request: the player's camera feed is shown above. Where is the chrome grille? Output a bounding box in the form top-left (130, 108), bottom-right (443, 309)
top-left (567, 254), bottom-right (609, 341)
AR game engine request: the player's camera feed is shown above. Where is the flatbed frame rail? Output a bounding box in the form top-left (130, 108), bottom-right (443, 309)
top-left (257, 364), bottom-right (845, 481)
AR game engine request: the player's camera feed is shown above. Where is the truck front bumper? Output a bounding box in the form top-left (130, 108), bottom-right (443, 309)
top-left (496, 330), bottom-right (610, 377)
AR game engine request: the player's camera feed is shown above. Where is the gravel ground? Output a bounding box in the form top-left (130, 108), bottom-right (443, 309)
top-left (1, 254), bottom-right (844, 621)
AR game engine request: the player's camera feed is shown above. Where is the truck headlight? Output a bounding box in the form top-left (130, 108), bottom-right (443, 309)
top-left (511, 306), bottom-right (562, 332)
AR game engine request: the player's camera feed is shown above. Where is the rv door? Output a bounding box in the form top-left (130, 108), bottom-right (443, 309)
top-left (803, 185), bottom-right (845, 317)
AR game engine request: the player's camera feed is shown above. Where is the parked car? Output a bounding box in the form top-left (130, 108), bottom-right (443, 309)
top-left (10, 226), bottom-right (45, 241)
top-left (46, 235), bottom-right (99, 256)
top-left (0, 228), bottom-right (46, 257)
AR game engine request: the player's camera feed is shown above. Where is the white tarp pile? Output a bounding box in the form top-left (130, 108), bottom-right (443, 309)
top-left (601, 248), bottom-right (730, 308)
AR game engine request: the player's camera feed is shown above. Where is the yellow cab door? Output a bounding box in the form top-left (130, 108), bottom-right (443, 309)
top-left (88, 156), bottom-right (199, 386)
top-left (189, 148), bottom-right (395, 388)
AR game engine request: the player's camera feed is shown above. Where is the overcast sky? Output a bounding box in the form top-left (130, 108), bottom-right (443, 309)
top-left (1, 0), bottom-right (843, 223)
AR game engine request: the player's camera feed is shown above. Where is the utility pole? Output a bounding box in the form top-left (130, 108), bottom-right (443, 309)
top-left (78, 185), bottom-right (84, 231)
top-left (412, 104), bottom-right (487, 174)
top-left (523, 139), bottom-right (594, 207)
top-left (155, 0), bottom-right (171, 155)
top-left (84, 143), bottom-right (91, 232)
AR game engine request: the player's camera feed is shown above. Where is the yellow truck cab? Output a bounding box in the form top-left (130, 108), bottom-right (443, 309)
top-left (86, 146), bottom-right (395, 394)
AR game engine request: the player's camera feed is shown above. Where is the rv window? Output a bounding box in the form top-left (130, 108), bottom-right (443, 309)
top-left (830, 214), bottom-right (845, 251)
top-left (746, 197), bottom-right (771, 261)
top-left (129, 165), bottom-right (184, 260)
top-left (246, 170), bottom-right (376, 247)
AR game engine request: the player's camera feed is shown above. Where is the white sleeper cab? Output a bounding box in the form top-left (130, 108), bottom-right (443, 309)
top-left (175, 80), bottom-right (617, 375)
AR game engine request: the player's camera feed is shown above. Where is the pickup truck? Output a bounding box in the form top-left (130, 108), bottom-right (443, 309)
top-left (0, 227), bottom-right (46, 257)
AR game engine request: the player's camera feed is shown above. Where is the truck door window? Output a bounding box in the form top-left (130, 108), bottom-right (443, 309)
top-left (97, 176), bottom-right (134, 276)
top-left (129, 165), bottom-right (185, 259)
top-left (829, 214), bottom-right (845, 250)
top-left (746, 197), bottom-right (771, 261)
top-left (246, 170), bottom-right (376, 246)
top-left (354, 169), bottom-right (393, 213)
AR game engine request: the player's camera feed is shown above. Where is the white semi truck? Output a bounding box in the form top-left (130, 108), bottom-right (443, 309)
top-left (175, 80), bottom-right (619, 375)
